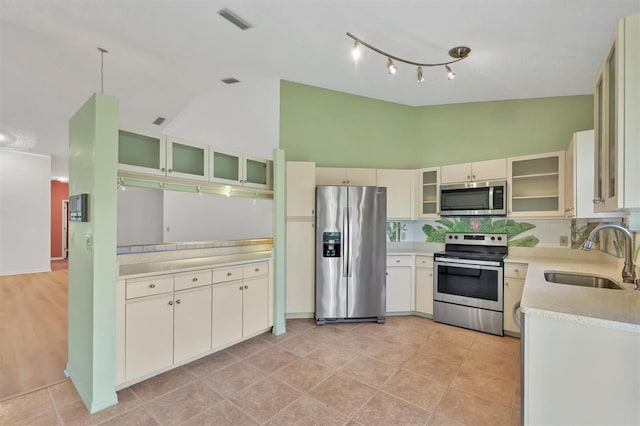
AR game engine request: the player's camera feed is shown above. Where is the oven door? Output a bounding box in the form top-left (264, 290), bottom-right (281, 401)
top-left (433, 258), bottom-right (503, 312)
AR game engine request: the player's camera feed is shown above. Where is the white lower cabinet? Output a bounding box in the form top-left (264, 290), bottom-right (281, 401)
top-left (212, 280), bottom-right (244, 349)
top-left (212, 262), bottom-right (270, 350)
top-left (504, 262), bottom-right (527, 334)
top-left (286, 220), bottom-right (315, 316)
top-left (415, 255), bottom-right (434, 316)
top-left (125, 293), bottom-right (174, 382)
top-left (173, 286), bottom-right (212, 364)
top-left (119, 260), bottom-right (271, 386)
top-left (242, 275), bottom-right (269, 337)
top-left (386, 255), bottom-right (413, 313)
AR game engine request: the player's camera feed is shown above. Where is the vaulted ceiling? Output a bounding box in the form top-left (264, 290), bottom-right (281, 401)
top-left (1, 0), bottom-right (639, 177)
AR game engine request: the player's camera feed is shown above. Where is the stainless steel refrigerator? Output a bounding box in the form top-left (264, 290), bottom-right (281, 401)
top-left (315, 186), bottom-right (387, 324)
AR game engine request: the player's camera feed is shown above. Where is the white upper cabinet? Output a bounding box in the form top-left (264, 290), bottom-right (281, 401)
top-left (376, 169), bottom-right (414, 220)
top-left (166, 137), bottom-right (209, 181)
top-left (287, 161), bottom-right (316, 218)
top-left (593, 13), bottom-right (640, 212)
top-left (316, 167), bottom-right (376, 186)
top-left (210, 148), bottom-right (273, 190)
top-left (118, 128), bottom-right (167, 177)
top-left (565, 130), bottom-right (621, 219)
top-left (508, 151), bottom-right (565, 218)
top-left (417, 168), bottom-right (439, 219)
top-left (440, 158), bottom-right (507, 184)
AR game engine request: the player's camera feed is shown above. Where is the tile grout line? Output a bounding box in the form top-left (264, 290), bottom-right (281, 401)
top-left (47, 386), bottom-right (64, 426)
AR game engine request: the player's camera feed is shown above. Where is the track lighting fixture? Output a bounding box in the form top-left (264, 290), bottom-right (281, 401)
top-left (446, 65), bottom-right (456, 80)
top-left (387, 58), bottom-right (397, 75)
top-left (346, 33), bottom-right (470, 84)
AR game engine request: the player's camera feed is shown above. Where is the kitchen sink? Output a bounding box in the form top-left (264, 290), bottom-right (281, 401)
top-left (544, 271), bottom-right (623, 290)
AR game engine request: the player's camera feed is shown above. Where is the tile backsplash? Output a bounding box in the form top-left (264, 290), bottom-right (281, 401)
top-left (387, 216), bottom-right (639, 263)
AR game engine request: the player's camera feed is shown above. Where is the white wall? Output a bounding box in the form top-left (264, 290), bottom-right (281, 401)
top-left (163, 78), bottom-right (280, 160)
top-left (0, 150), bottom-right (51, 275)
top-left (117, 187), bottom-right (163, 245)
top-left (163, 191), bottom-right (272, 242)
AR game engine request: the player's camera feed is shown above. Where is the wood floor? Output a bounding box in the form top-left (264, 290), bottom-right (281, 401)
top-left (0, 269), bottom-right (68, 400)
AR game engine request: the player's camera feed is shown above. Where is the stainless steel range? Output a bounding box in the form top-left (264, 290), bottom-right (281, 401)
top-left (433, 232), bottom-right (508, 336)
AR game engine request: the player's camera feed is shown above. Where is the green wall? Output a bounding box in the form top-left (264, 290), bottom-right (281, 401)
top-left (280, 81), bottom-right (594, 168)
top-left (68, 94), bottom-right (119, 413)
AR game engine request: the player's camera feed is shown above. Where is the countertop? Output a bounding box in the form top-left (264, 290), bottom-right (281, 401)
top-left (118, 251), bottom-right (272, 278)
top-left (515, 255), bottom-right (639, 332)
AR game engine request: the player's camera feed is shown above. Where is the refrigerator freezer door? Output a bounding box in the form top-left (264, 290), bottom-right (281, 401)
top-left (346, 186), bottom-right (387, 319)
top-left (315, 186), bottom-right (348, 320)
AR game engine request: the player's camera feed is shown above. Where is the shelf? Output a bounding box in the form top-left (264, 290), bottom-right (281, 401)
top-left (512, 172), bottom-right (559, 180)
top-left (117, 171), bottom-right (273, 200)
top-left (422, 183), bottom-right (437, 187)
top-left (512, 195), bottom-right (559, 200)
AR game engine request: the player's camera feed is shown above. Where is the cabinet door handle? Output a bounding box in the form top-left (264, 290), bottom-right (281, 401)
top-left (254, 268), bottom-right (259, 272)
top-left (244, 285), bottom-right (248, 289)
top-left (175, 299), bottom-right (181, 304)
top-left (311, 209), bottom-right (314, 215)
top-left (472, 174), bottom-right (476, 179)
top-left (192, 277), bottom-right (198, 282)
top-left (593, 198), bottom-right (604, 204)
top-left (226, 272), bottom-right (232, 276)
top-left (168, 300), bottom-right (173, 306)
top-left (239, 286), bottom-right (243, 290)
top-left (161, 168), bottom-right (166, 173)
top-left (168, 169), bottom-right (173, 173)
top-left (149, 284), bottom-right (156, 288)
top-left (467, 175), bottom-right (471, 179)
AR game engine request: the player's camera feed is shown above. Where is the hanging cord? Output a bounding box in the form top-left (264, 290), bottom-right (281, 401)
top-left (97, 47), bottom-right (108, 94)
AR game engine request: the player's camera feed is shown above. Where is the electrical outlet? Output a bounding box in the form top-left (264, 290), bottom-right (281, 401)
top-left (559, 236), bottom-right (569, 247)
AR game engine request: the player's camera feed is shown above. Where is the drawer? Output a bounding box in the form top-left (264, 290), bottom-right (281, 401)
top-left (505, 263), bottom-right (528, 279)
top-left (386, 255), bottom-right (412, 267)
top-left (415, 255), bottom-right (433, 268)
top-left (174, 269), bottom-right (212, 291)
top-left (126, 275), bottom-right (173, 299)
top-left (243, 261), bottom-right (268, 279)
top-left (213, 266), bottom-right (243, 283)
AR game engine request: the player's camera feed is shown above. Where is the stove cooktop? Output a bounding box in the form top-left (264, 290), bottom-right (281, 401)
top-left (434, 250), bottom-right (507, 262)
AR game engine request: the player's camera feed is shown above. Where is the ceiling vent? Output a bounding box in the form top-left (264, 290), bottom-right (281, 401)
top-left (217, 8), bottom-right (253, 30)
top-left (152, 117), bottom-right (166, 125)
top-left (221, 77), bottom-right (240, 85)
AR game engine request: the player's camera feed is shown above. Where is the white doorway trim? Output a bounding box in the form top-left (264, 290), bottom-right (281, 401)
top-left (51, 200), bottom-right (68, 260)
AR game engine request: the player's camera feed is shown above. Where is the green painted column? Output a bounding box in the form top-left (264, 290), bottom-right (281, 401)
top-left (67, 94), bottom-right (119, 413)
top-left (272, 148), bottom-right (286, 335)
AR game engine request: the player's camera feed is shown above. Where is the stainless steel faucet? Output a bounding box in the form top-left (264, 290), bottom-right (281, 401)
top-left (582, 223), bottom-right (637, 287)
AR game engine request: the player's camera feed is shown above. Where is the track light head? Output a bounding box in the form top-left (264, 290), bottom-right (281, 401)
top-left (352, 40), bottom-right (361, 61)
top-left (417, 66), bottom-right (424, 83)
top-left (387, 58), bottom-right (397, 75)
top-left (446, 65), bottom-right (456, 80)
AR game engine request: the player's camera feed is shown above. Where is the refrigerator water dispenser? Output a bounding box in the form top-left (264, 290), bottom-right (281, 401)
top-left (322, 232), bottom-right (341, 257)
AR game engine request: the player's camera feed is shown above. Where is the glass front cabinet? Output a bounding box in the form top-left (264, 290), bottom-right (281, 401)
top-left (593, 13), bottom-right (640, 212)
top-left (118, 129), bottom-right (167, 177)
top-left (210, 148), bottom-right (273, 190)
top-left (417, 167), bottom-right (439, 219)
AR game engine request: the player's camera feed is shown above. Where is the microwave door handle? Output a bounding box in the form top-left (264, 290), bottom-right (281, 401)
top-left (488, 186), bottom-right (494, 210)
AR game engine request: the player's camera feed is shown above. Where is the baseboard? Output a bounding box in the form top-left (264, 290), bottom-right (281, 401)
top-left (285, 312), bottom-right (314, 319)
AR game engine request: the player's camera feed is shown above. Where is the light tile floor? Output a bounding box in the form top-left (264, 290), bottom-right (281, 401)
top-left (0, 316), bottom-right (521, 426)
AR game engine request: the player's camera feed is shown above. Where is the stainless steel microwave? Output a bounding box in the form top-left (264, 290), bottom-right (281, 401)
top-left (440, 180), bottom-right (507, 216)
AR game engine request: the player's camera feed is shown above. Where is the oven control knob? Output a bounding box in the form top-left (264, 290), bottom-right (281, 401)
top-left (497, 236), bottom-right (502, 241)
top-left (454, 235), bottom-right (458, 239)
top-left (491, 236), bottom-right (495, 241)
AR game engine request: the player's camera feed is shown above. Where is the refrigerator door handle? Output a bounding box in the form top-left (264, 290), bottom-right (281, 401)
top-left (343, 207), bottom-right (349, 277)
top-left (346, 207), bottom-right (352, 277)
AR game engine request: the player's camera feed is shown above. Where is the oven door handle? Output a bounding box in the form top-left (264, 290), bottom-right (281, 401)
top-left (513, 301), bottom-right (522, 328)
top-left (435, 259), bottom-right (502, 269)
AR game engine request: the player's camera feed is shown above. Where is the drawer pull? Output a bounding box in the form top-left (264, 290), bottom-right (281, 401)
top-left (168, 300), bottom-right (173, 306)
top-left (192, 277), bottom-right (198, 282)
top-left (514, 269), bottom-right (519, 273)
top-left (149, 284), bottom-right (156, 288)
top-left (254, 268), bottom-right (260, 272)
top-left (244, 285), bottom-right (249, 289)
top-left (396, 260), bottom-right (400, 263)
top-left (226, 272), bottom-right (232, 276)
top-left (176, 299), bottom-right (181, 304)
